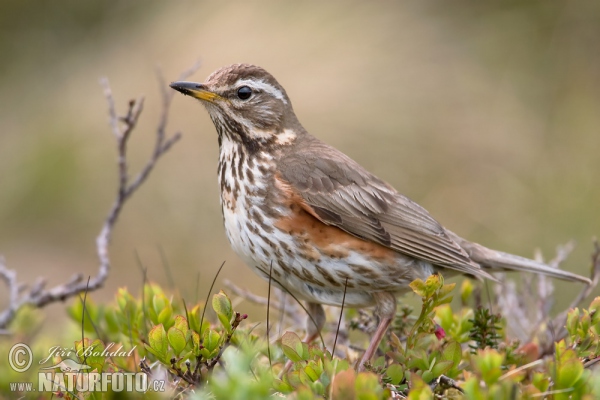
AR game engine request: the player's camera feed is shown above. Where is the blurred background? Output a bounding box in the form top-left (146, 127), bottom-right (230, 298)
top-left (1, 1), bottom-right (599, 333)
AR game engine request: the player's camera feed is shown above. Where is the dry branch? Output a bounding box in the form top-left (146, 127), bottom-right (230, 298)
top-left (0, 62), bottom-right (201, 331)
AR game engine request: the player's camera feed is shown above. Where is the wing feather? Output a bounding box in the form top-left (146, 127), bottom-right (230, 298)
top-left (279, 137), bottom-right (487, 277)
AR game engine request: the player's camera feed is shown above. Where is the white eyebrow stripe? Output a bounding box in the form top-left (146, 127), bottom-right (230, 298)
top-left (236, 78), bottom-right (288, 104)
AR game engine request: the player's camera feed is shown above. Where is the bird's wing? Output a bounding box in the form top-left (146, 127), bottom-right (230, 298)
top-left (279, 139), bottom-right (489, 278)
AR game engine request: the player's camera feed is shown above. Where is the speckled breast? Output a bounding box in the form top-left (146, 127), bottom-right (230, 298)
top-left (216, 138), bottom-right (433, 308)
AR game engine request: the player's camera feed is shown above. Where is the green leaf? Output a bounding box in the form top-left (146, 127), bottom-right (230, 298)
top-left (158, 307), bottom-right (173, 328)
top-left (116, 287), bottom-right (136, 315)
top-left (566, 308), bottom-right (580, 338)
top-left (281, 331), bottom-right (304, 362)
top-left (434, 295), bottom-right (453, 307)
top-left (304, 365), bottom-right (319, 381)
top-left (431, 360), bottom-right (454, 377)
top-left (217, 314), bottom-right (232, 334)
top-left (273, 379), bottom-right (294, 393)
top-left (555, 357), bottom-right (584, 389)
top-left (203, 329), bottom-right (221, 353)
top-left (414, 333), bottom-right (435, 351)
top-left (153, 294), bottom-right (173, 328)
top-left (301, 343), bottom-right (310, 361)
top-left (408, 373), bottom-right (434, 398)
top-left (407, 350), bottom-right (429, 371)
top-left (212, 291), bottom-right (233, 332)
top-left (75, 338), bottom-right (106, 372)
top-left (188, 305), bottom-right (200, 332)
top-left (421, 370), bottom-right (434, 383)
top-left (441, 341), bottom-right (462, 367)
top-left (461, 377), bottom-right (484, 399)
top-left (191, 331), bottom-right (201, 356)
top-left (532, 372), bottom-right (550, 393)
top-left (104, 309), bottom-right (120, 334)
top-left (286, 370), bottom-right (302, 388)
top-left (389, 332), bottom-right (403, 351)
top-left (168, 327), bottom-right (187, 356)
top-left (409, 279), bottom-right (427, 298)
top-left (143, 343), bottom-right (162, 360)
top-left (68, 299), bottom-right (99, 333)
top-left (373, 356), bottom-right (386, 368)
top-left (424, 274), bottom-right (443, 297)
top-left (438, 283), bottom-right (456, 298)
top-left (173, 315), bottom-right (189, 335)
top-left (355, 372), bottom-right (382, 397)
top-left (148, 324), bottom-right (168, 358)
top-left (309, 345), bottom-right (324, 359)
top-left (199, 347), bottom-right (211, 359)
top-left (386, 364), bottom-right (404, 385)
top-left (473, 348), bottom-right (504, 386)
top-left (460, 280), bottom-right (473, 305)
top-left (153, 293), bottom-right (167, 314)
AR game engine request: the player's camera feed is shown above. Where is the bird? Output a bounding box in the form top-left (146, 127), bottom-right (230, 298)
top-left (169, 64), bottom-right (590, 371)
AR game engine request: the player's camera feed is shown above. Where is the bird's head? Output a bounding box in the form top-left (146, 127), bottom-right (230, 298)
top-left (170, 64), bottom-right (301, 150)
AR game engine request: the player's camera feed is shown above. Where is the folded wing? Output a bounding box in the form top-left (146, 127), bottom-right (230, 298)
top-left (279, 138), bottom-right (491, 279)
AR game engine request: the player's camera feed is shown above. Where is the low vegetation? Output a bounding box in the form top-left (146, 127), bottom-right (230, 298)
top-left (3, 271), bottom-right (600, 399)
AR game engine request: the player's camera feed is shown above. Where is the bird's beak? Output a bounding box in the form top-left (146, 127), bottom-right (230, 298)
top-left (169, 81), bottom-right (223, 103)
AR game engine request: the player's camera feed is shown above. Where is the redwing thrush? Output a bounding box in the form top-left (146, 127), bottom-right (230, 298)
top-left (170, 64), bottom-right (590, 370)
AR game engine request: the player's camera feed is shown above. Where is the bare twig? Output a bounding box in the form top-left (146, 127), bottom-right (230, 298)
top-left (193, 260), bottom-right (225, 380)
top-left (0, 61), bottom-right (202, 331)
top-left (266, 262), bottom-right (273, 368)
top-left (499, 359), bottom-right (544, 381)
top-left (0, 257), bottom-right (18, 334)
top-left (332, 278), bottom-right (348, 358)
top-left (494, 241), bottom-right (599, 345)
top-left (223, 279), bottom-right (303, 326)
top-left (550, 239), bottom-right (600, 339)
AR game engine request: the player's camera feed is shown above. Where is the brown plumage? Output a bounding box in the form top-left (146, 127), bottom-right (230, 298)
top-left (170, 64), bottom-right (590, 370)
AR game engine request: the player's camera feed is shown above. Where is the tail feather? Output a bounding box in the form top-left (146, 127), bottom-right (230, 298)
top-left (446, 231), bottom-right (592, 285)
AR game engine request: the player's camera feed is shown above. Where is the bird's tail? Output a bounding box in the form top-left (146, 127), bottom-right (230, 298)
top-left (446, 231), bottom-right (592, 285)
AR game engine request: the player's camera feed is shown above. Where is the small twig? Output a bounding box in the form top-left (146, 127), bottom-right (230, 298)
top-left (0, 257), bottom-right (18, 333)
top-left (495, 241), bottom-right (599, 346)
top-left (223, 279), bottom-right (302, 324)
top-left (583, 356), bottom-right (600, 369)
top-left (140, 357), bottom-right (152, 376)
top-left (499, 359), bottom-right (544, 380)
top-left (548, 241), bottom-right (576, 269)
top-left (194, 260), bottom-right (225, 379)
top-left (0, 61), bottom-right (202, 331)
top-left (531, 387), bottom-right (574, 397)
top-left (332, 278), bottom-right (348, 358)
top-left (431, 375), bottom-right (464, 394)
top-left (79, 278), bottom-right (92, 370)
top-left (224, 276), bottom-right (325, 347)
top-left (267, 262), bottom-right (273, 368)
top-left (198, 261), bottom-right (226, 338)
top-left (551, 239), bottom-right (600, 339)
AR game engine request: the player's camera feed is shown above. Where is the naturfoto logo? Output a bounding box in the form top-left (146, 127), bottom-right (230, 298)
top-left (8, 343), bottom-right (165, 394)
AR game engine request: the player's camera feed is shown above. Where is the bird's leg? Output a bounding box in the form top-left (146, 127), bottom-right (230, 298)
top-left (357, 292), bottom-right (396, 372)
top-left (280, 302), bottom-right (325, 376)
top-left (304, 302), bottom-right (326, 343)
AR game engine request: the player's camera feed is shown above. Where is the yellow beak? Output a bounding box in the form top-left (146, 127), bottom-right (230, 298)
top-left (169, 81), bottom-right (224, 103)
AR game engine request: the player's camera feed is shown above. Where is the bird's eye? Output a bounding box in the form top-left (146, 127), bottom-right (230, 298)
top-left (237, 86), bottom-right (252, 100)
